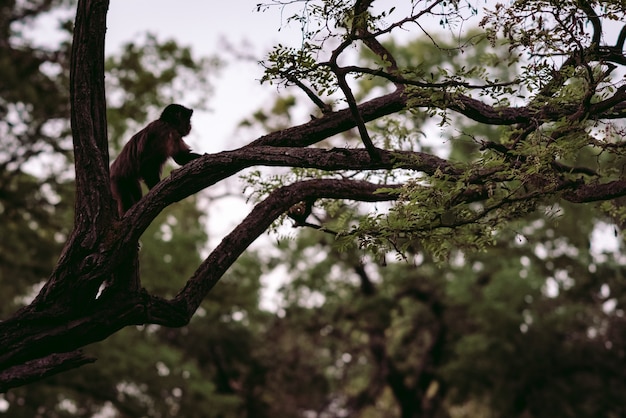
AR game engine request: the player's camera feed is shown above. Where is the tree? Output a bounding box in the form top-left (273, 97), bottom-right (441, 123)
top-left (0, 0), bottom-right (226, 412)
top-left (1, 0), bottom-right (626, 393)
top-left (231, 34), bottom-right (626, 418)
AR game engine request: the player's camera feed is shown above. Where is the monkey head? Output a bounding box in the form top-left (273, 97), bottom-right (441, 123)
top-left (160, 104), bottom-right (193, 136)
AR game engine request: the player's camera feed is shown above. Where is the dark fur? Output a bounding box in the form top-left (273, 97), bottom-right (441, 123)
top-left (287, 199), bottom-right (338, 235)
top-left (287, 200), bottom-right (314, 225)
top-left (110, 104), bottom-right (200, 216)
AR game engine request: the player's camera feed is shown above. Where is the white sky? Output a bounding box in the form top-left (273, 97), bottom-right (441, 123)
top-left (106, 1), bottom-right (304, 152)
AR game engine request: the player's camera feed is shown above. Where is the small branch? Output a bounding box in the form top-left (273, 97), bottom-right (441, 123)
top-left (578, 0), bottom-right (602, 46)
top-left (285, 73), bottom-right (332, 113)
top-left (616, 24), bottom-right (626, 50)
top-left (292, 221), bottom-right (339, 236)
top-left (322, 1), bottom-right (381, 161)
top-left (352, 0), bottom-right (401, 85)
top-left (362, 0), bottom-right (446, 42)
top-left (335, 71), bottom-right (381, 161)
top-left (0, 351), bottom-right (95, 393)
top-left (341, 65), bottom-right (518, 90)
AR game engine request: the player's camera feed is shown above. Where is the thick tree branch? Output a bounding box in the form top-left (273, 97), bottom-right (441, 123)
top-left (0, 291), bottom-right (149, 390)
top-left (117, 147), bottom-right (456, 251)
top-left (26, 145), bottom-right (454, 315)
top-left (578, 0), bottom-right (602, 46)
top-left (69, 0), bottom-right (113, 231)
top-left (172, 179), bottom-right (401, 317)
top-left (30, 0), bottom-right (116, 308)
top-left (588, 86), bottom-right (626, 117)
top-left (247, 80), bottom-right (621, 156)
top-left (563, 179), bottom-right (626, 203)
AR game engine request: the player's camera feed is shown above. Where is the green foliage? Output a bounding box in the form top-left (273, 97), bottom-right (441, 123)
top-left (261, 43), bottom-right (337, 97)
top-left (252, 192), bottom-right (626, 417)
top-left (0, 173), bottom-right (73, 316)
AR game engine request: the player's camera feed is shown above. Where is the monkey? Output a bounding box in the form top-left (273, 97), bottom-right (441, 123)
top-left (110, 104), bottom-right (201, 216)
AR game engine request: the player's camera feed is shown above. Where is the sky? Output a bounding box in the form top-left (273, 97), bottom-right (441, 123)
top-left (103, 1), bottom-right (430, 152)
top-left (106, 1), bottom-right (314, 153)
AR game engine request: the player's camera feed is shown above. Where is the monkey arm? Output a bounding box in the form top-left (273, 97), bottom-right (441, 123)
top-left (172, 150), bottom-right (202, 166)
top-left (142, 170), bottom-right (161, 189)
top-left (142, 151), bottom-right (200, 190)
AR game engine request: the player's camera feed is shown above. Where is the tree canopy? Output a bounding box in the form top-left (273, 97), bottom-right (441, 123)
top-left (1, 1), bottom-right (626, 415)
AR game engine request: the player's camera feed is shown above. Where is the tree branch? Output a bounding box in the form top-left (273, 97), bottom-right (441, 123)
top-left (334, 70), bottom-right (381, 160)
top-left (0, 351), bottom-right (95, 393)
top-left (28, 0), bottom-right (115, 308)
top-left (117, 147), bottom-right (456, 249)
top-left (578, 0), bottom-right (602, 46)
top-left (247, 89), bottom-right (407, 147)
top-left (69, 0), bottom-right (114, 231)
top-left (172, 179), bottom-right (401, 317)
top-left (563, 179), bottom-right (626, 203)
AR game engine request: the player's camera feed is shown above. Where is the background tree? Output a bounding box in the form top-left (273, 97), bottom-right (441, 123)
top-left (228, 29), bottom-right (626, 417)
top-left (0, 5), bottom-right (625, 418)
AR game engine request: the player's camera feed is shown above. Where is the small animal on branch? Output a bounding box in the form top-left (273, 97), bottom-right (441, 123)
top-left (287, 198), bottom-right (337, 235)
top-left (110, 104), bottom-right (202, 216)
top-left (287, 199), bottom-right (314, 226)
